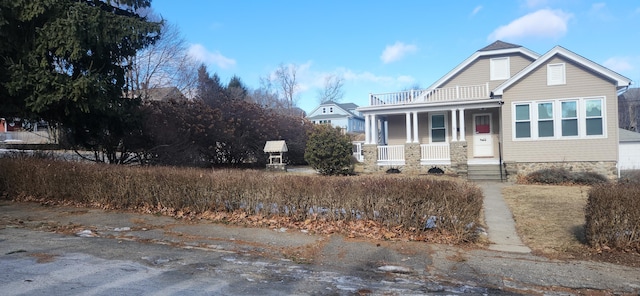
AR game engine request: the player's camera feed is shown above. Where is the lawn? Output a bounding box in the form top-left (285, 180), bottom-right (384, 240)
top-left (503, 183), bottom-right (640, 267)
top-left (502, 184), bottom-right (590, 255)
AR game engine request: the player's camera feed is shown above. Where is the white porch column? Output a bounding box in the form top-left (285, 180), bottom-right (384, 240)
top-left (364, 114), bottom-right (370, 144)
top-left (451, 108), bottom-right (458, 142)
top-left (371, 115), bottom-right (378, 144)
top-left (412, 111), bottom-right (419, 143)
top-left (384, 120), bottom-right (389, 145)
top-left (405, 112), bottom-right (412, 143)
top-left (459, 108), bottom-right (466, 141)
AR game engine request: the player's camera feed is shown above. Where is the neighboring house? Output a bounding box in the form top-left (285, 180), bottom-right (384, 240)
top-left (357, 40), bottom-right (632, 180)
top-left (133, 86), bottom-right (187, 102)
top-left (307, 101), bottom-right (365, 133)
top-left (619, 128), bottom-right (640, 171)
top-left (619, 87), bottom-right (640, 132)
top-left (0, 117), bottom-right (55, 144)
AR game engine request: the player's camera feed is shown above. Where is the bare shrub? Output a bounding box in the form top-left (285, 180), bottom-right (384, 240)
top-left (585, 183), bottom-right (640, 252)
top-left (524, 168), bottom-right (608, 185)
top-left (0, 158), bottom-right (483, 243)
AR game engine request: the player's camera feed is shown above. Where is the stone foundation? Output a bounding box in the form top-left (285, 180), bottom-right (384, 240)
top-left (362, 144), bottom-right (379, 173)
top-left (403, 143), bottom-right (421, 174)
top-left (450, 141), bottom-right (468, 177)
top-left (504, 161), bottom-right (618, 182)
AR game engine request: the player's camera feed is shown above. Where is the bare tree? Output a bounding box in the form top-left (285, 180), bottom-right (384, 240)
top-left (127, 21), bottom-right (198, 99)
top-left (274, 63), bottom-right (299, 109)
top-left (316, 74), bottom-right (344, 103)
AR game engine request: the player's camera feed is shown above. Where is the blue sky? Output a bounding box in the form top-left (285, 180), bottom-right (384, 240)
top-left (151, 0), bottom-right (640, 113)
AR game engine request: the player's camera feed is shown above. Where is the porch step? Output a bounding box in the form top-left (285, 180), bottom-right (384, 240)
top-left (467, 164), bottom-right (503, 181)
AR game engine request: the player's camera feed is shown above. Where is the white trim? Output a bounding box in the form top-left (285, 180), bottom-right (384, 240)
top-left (494, 46), bottom-right (632, 96)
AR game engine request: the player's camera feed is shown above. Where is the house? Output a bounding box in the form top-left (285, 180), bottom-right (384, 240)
top-left (132, 86), bottom-right (187, 102)
top-left (619, 87), bottom-right (640, 132)
top-left (306, 101), bottom-right (365, 133)
top-left (619, 128), bottom-right (640, 171)
top-left (356, 40), bottom-right (632, 180)
top-left (0, 117), bottom-right (55, 144)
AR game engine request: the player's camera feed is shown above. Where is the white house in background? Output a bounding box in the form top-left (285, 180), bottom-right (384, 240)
top-left (357, 40), bottom-right (632, 180)
top-left (619, 128), bottom-right (640, 171)
top-left (306, 101), bottom-right (365, 133)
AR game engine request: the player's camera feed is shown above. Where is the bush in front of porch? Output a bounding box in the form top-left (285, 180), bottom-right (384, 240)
top-left (304, 124), bottom-right (355, 176)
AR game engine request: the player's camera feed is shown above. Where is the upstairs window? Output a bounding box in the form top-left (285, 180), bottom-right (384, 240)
top-left (322, 108), bottom-right (326, 113)
top-left (547, 63), bottom-right (566, 85)
top-left (490, 57), bottom-right (510, 80)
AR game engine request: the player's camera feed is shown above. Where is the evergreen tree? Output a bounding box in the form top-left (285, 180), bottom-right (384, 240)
top-left (0, 0), bottom-right (161, 163)
top-left (304, 124), bottom-right (354, 175)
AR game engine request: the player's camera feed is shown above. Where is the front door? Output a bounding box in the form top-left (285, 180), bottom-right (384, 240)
top-left (473, 114), bottom-right (493, 157)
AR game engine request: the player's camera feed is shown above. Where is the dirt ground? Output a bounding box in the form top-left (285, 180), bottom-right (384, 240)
top-left (502, 184), bottom-right (640, 268)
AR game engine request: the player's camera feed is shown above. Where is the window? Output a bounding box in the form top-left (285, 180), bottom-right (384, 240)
top-left (585, 99), bottom-right (603, 135)
top-left (490, 57), bottom-right (510, 80)
top-left (514, 104), bottom-right (531, 138)
top-left (547, 63), bottom-right (566, 85)
top-left (537, 102), bottom-right (554, 137)
top-left (561, 101), bottom-right (578, 136)
top-left (329, 107), bottom-right (333, 113)
top-left (322, 108), bottom-right (326, 113)
top-left (430, 114), bottom-right (446, 143)
top-left (512, 96), bottom-right (605, 140)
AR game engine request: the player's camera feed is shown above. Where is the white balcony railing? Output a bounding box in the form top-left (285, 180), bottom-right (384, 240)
top-left (377, 145), bottom-right (405, 165)
top-left (420, 143), bottom-right (451, 165)
top-left (370, 83), bottom-right (490, 106)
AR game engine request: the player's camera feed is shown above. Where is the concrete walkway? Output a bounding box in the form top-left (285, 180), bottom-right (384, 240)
top-left (478, 182), bottom-right (532, 253)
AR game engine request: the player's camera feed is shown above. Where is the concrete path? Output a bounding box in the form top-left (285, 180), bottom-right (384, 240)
top-left (478, 182), bottom-right (532, 253)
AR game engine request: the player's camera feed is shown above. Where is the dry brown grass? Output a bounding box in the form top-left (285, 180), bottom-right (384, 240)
top-left (502, 184), bottom-right (590, 255)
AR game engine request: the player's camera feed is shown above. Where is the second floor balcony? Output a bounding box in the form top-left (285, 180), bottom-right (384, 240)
top-left (369, 83), bottom-right (491, 106)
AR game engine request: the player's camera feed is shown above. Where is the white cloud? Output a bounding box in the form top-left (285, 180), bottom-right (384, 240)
top-left (604, 56), bottom-right (635, 72)
top-left (588, 2), bottom-right (613, 21)
top-left (380, 42), bottom-right (418, 64)
top-left (488, 9), bottom-right (572, 41)
top-left (471, 5), bottom-right (483, 16)
top-left (188, 44), bottom-right (236, 69)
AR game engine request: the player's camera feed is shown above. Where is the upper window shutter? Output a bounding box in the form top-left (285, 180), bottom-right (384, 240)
top-left (490, 57), bottom-right (510, 80)
top-left (547, 63), bottom-right (566, 85)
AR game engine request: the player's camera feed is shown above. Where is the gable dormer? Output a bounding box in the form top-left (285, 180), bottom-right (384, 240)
top-left (429, 40), bottom-right (540, 91)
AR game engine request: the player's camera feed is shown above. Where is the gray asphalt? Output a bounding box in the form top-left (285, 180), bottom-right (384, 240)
top-left (1, 186), bottom-right (639, 295)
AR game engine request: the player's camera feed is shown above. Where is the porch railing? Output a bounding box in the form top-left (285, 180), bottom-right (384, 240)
top-left (370, 83), bottom-right (490, 106)
top-left (420, 143), bottom-right (451, 164)
top-left (377, 145), bottom-right (405, 165)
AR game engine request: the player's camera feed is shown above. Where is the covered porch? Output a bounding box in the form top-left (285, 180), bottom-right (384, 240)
top-left (358, 86), bottom-right (503, 176)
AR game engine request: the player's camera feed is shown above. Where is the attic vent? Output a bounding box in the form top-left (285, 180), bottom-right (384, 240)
top-left (490, 57), bottom-right (510, 80)
top-left (547, 63), bottom-right (566, 85)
